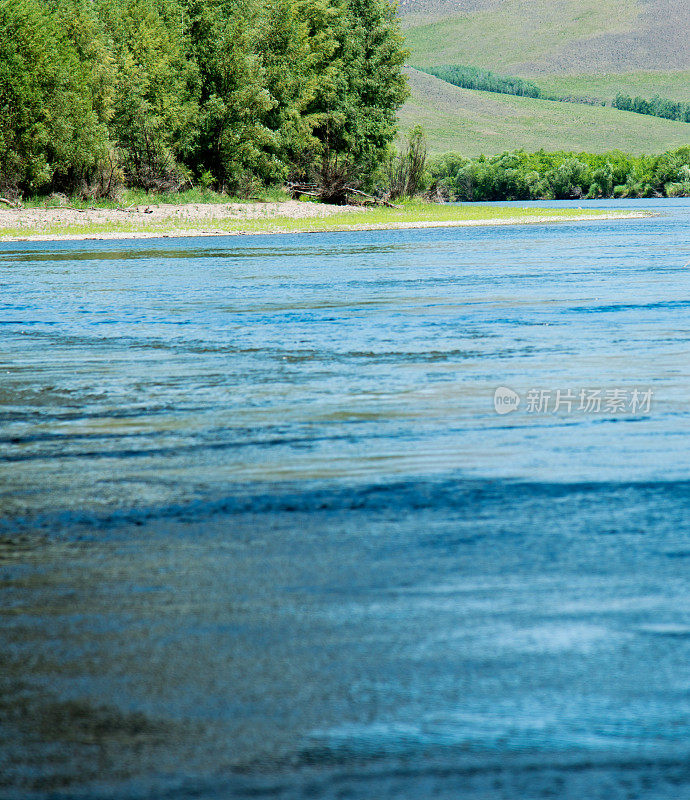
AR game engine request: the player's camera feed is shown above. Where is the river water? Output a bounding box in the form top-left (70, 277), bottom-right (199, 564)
top-left (1, 200), bottom-right (690, 798)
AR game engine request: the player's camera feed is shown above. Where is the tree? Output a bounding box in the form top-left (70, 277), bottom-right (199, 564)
top-left (0, 0), bottom-right (410, 197)
top-left (255, 0), bottom-right (324, 174)
top-left (0, 0), bottom-right (109, 194)
top-left (306, 0), bottom-right (409, 188)
top-left (98, 0), bottom-right (199, 189)
top-left (185, 0), bottom-right (281, 192)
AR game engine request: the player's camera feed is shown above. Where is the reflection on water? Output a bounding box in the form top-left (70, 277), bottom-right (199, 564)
top-left (1, 200), bottom-right (690, 799)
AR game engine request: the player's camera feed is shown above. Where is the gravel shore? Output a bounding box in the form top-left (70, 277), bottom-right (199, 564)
top-left (0, 200), bottom-right (649, 242)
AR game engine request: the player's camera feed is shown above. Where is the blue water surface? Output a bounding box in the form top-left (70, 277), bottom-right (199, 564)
top-left (1, 200), bottom-right (690, 799)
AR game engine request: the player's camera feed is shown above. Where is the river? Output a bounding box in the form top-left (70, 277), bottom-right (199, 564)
top-left (2, 199), bottom-right (690, 799)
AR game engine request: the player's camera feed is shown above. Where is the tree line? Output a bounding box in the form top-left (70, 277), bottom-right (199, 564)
top-left (612, 94), bottom-right (690, 124)
top-left (415, 65), bottom-right (604, 105)
top-left (417, 65), bottom-right (547, 100)
top-left (417, 65), bottom-right (690, 121)
top-left (0, 0), bottom-right (409, 199)
top-left (428, 148), bottom-right (690, 201)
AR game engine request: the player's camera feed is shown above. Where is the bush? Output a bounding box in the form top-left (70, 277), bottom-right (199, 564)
top-left (665, 182), bottom-right (690, 197)
top-left (428, 147), bottom-right (690, 201)
top-left (387, 126), bottom-right (428, 200)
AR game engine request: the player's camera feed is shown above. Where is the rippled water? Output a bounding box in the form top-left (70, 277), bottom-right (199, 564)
top-left (2, 200), bottom-right (690, 799)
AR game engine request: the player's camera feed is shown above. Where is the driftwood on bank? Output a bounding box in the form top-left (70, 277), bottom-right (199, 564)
top-left (286, 182), bottom-right (401, 208)
top-left (345, 188), bottom-right (401, 208)
top-left (286, 182), bottom-right (320, 198)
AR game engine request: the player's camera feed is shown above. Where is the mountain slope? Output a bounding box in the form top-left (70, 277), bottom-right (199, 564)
top-left (533, 72), bottom-right (690, 104)
top-left (399, 68), bottom-right (690, 155)
top-left (401, 0), bottom-right (690, 75)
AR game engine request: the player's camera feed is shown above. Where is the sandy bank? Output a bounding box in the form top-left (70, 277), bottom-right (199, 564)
top-left (0, 199), bottom-right (360, 232)
top-left (0, 200), bottom-right (651, 242)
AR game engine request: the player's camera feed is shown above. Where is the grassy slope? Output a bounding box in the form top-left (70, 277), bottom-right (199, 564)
top-left (403, 0), bottom-right (642, 72)
top-left (401, 0), bottom-right (689, 74)
top-left (533, 72), bottom-right (690, 104)
top-left (399, 69), bottom-right (690, 156)
top-left (398, 0), bottom-right (689, 153)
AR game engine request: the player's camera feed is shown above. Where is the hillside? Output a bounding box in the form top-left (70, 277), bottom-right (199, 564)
top-left (532, 72), bottom-right (690, 104)
top-left (401, 0), bottom-right (690, 75)
top-left (397, 0), bottom-right (689, 156)
top-left (399, 68), bottom-right (690, 156)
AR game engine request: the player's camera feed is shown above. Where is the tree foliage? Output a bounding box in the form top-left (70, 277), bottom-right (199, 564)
top-left (0, 0), bottom-right (408, 196)
top-left (0, 0), bottom-right (110, 194)
top-left (613, 94), bottom-right (690, 124)
top-left (98, 0), bottom-right (199, 189)
top-left (388, 125), bottom-right (427, 200)
top-left (430, 148), bottom-right (690, 201)
top-left (419, 64), bottom-right (546, 100)
top-left (416, 64), bottom-right (605, 107)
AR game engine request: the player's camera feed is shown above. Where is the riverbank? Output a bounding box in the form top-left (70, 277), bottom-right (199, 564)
top-left (0, 200), bottom-right (651, 241)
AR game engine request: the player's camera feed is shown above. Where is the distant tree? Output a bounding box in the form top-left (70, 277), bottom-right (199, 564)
top-left (419, 65), bottom-right (544, 100)
top-left (613, 92), bottom-right (690, 123)
top-left (429, 148), bottom-right (690, 201)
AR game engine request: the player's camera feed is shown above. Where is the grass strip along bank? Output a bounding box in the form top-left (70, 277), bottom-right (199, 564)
top-left (0, 202), bottom-right (650, 242)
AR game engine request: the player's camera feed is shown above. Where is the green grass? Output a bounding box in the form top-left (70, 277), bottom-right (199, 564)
top-left (398, 0), bottom-right (689, 157)
top-left (402, 0), bottom-right (641, 71)
top-left (399, 69), bottom-right (690, 156)
top-left (0, 201), bottom-right (648, 242)
top-left (19, 186), bottom-right (291, 210)
top-left (533, 71), bottom-right (690, 103)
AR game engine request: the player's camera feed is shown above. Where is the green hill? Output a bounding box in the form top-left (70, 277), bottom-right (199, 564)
top-left (399, 68), bottom-right (690, 156)
top-left (397, 0), bottom-right (690, 155)
top-left (532, 72), bottom-right (690, 104)
top-left (401, 0), bottom-right (690, 75)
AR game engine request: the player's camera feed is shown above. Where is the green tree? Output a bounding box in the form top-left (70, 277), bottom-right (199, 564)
top-left (98, 0), bottom-right (199, 189)
top-left (307, 0), bottom-right (409, 188)
top-left (185, 0), bottom-right (280, 192)
top-left (0, 0), bottom-right (410, 198)
top-left (255, 0), bottom-right (324, 174)
top-left (0, 0), bottom-right (109, 194)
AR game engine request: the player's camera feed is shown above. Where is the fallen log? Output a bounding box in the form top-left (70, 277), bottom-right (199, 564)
top-left (286, 182), bottom-right (320, 199)
top-left (286, 183), bottom-right (401, 208)
top-left (345, 188), bottom-right (401, 209)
